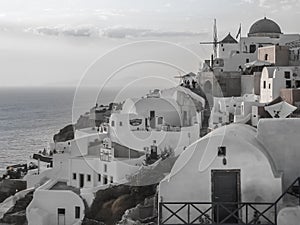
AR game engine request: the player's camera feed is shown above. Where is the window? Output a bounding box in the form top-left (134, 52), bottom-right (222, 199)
top-left (284, 71), bottom-right (291, 79)
top-left (158, 117), bottom-right (163, 125)
top-left (58, 208), bottom-right (65, 215)
top-left (222, 48), bottom-right (225, 51)
top-left (269, 83), bottom-right (271, 89)
top-left (87, 174), bottom-right (91, 182)
top-left (265, 54), bottom-right (268, 60)
top-left (98, 174), bottom-right (101, 182)
top-left (119, 121), bottom-right (122, 126)
top-left (296, 80), bottom-right (300, 88)
top-left (246, 58), bottom-right (250, 63)
top-left (103, 175), bottom-right (108, 184)
top-left (219, 117), bottom-right (222, 123)
top-left (104, 164), bottom-right (107, 173)
top-left (286, 80), bottom-right (292, 88)
top-left (111, 120), bottom-right (115, 127)
top-left (249, 44), bottom-right (256, 53)
top-left (73, 173), bottom-right (76, 180)
top-left (110, 176), bottom-right (114, 183)
top-left (263, 81), bottom-right (266, 89)
top-left (75, 206), bottom-right (80, 219)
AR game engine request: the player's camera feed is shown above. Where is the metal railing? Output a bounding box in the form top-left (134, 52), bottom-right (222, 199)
top-left (159, 202), bottom-right (276, 225)
top-left (159, 177), bottom-right (300, 225)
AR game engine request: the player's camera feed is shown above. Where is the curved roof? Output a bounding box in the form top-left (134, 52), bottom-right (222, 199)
top-left (262, 66), bottom-right (277, 78)
top-left (248, 17), bottom-right (282, 37)
top-left (164, 123), bottom-right (279, 180)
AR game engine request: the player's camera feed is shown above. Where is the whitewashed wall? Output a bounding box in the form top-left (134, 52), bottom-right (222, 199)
top-left (27, 180), bottom-right (84, 225)
top-left (159, 124), bottom-right (282, 224)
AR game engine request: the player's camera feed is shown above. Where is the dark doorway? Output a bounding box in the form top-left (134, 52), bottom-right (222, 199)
top-left (58, 208), bottom-right (66, 225)
top-left (150, 110), bottom-right (155, 129)
top-left (145, 118), bottom-right (148, 130)
top-left (229, 113), bottom-right (234, 123)
top-left (249, 44), bottom-right (256, 53)
top-left (79, 173), bottom-right (84, 188)
top-left (212, 170), bottom-right (240, 223)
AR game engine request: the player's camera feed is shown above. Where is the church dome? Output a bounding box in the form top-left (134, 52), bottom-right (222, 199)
top-left (248, 17), bottom-right (282, 37)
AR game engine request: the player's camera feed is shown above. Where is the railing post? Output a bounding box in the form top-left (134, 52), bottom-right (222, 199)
top-left (246, 203), bottom-right (248, 224)
top-left (298, 177), bottom-right (300, 206)
top-left (274, 203), bottom-right (277, 225)
top-left (187, 204), bottom-right (190, 224)
top-left (159, 202), bottom-right (162, 225)
top-left (217, 203), bottom-right (219, 223)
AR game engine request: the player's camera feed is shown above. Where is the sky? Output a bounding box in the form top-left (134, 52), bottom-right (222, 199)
top-left (0, 0), bottom-right (300, 87)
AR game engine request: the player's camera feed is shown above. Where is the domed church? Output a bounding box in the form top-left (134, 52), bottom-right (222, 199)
top-left (248, 17), bottom-right (282, 38)
top-left (198, 17), bottom-right (300, 98)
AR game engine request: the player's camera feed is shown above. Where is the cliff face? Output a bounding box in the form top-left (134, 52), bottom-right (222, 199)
top-left (75, 115), bottom-right (96, 130)
top-left (53, 124), bottom-right (74, 142)
top-left (83, 157), bottom-right (177, 225)
top-left (83, 185), bottom-right (157, 225)
top-left (0, 191), bottom-right (33, 225)
top-left (0, 180), bottom-right (26, 203)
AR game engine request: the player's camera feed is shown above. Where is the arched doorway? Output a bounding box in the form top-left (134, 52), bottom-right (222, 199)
top-left (203, 80), bottom-right (212, 95)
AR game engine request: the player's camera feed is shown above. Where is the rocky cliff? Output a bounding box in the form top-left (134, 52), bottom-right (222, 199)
top-left (53, 124), bottom-right (75, 142)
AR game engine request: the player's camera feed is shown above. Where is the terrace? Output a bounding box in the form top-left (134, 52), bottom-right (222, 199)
top-left (159, 177), bottom-right (300, 225)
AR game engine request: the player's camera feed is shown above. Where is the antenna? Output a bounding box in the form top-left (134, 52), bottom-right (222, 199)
top-left (213, 18), bottom-right (218, 59)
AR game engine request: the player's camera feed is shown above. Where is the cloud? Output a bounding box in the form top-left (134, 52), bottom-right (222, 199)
top-left (24, 25), bottom-right (207, 39)
top-left (102, 27), bottom-right (205, 38)
top-left (258, 0), bottom-right (269, 8)
top-left (258, 0), bottom-right (299, 9)
top-left (241, 0), bottom-right (254, 3)
top-left (240, 0), bottom-right (299, 9)
top-left (25, 24), bottom-right (98, 37)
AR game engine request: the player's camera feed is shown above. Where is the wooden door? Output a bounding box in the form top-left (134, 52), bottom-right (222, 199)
top-left (212, 170), bottom-right (240, 223)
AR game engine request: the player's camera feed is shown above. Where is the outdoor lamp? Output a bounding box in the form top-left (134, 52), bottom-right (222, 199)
top-left (218, 146), bottom-right (227, 165)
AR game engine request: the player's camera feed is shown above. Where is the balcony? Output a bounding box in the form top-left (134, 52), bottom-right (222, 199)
top-left (159, 177), bottom-right (300, 225)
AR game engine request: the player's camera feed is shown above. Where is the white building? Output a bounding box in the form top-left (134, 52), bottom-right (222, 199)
top-left (110, 86), bottom-right (204, 155)
top-left (260, 66), bottom-right (300, 103)
top-left (67, 86), bottom-right (205, 190)
top-left (27, 179), bottom-right (84, 225)
top-left (25, 86), bottom-right (205, 225)
top-left (159, 118), bottom-right (300, 224)
top-left (220, 17), bottom-right (300, 72)
top-left (198, 17), bottom-right (300, 98)
top-left (209, 94), bottom-right (262, 128)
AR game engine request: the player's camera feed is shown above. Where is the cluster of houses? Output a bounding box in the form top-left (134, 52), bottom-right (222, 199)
top-left (159, 17), bottom-right (300, 225)
top-left (23, 85), bottom-right (205, 225)
top-left (199, 17), bottom-right (300, 130)
top-left (5, 17), bottom-right (299, 225)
